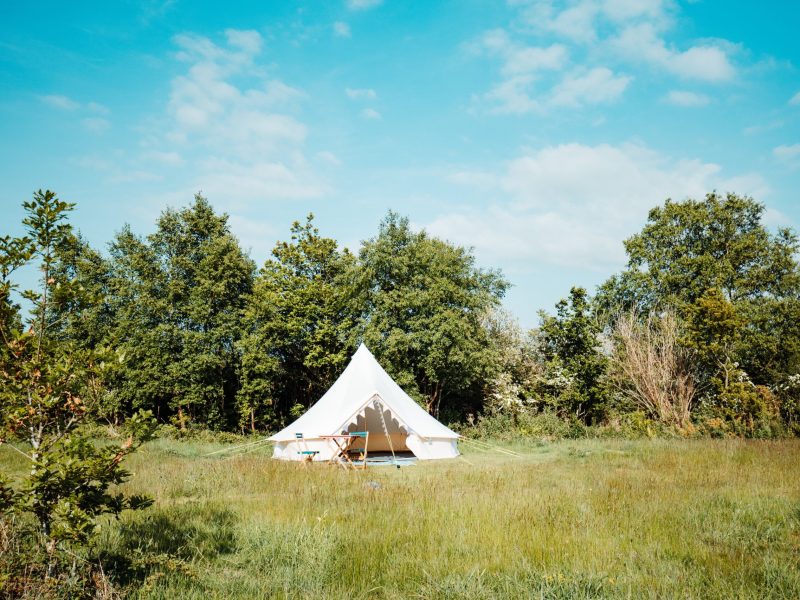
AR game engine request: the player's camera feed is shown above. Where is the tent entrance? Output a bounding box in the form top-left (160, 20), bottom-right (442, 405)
top-left (345, 402), bottom-right (410, 453)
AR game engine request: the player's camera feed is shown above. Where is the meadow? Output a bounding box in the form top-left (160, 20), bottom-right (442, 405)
top-left (3, 437), bottom-right (800, 599)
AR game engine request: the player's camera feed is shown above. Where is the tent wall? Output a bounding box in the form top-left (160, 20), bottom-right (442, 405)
top-left (406, 435), bottom-right (460, 460)
top-left (272, 439), bottom-right (335, 461)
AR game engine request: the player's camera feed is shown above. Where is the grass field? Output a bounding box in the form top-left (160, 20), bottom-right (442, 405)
top-left (3, 437), bottom-right (800, 598)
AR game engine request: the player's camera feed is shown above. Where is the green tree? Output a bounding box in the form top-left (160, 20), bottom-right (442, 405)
top-left (238, 215), bottom-right (356, 430)
top-left (0, 233), bottom-right (30, 373)
top-left (482, 308), bottom-right (541, 416)
top-left (537, 287), bottom-right (609, 423)
top-left (613, 192), bottom-right (799, 309)
top-left (0, 190), bottom-right (155, 579)
top-left (354, 212), bottom-right (507, 419)
top-left (684, 288), bottom-right (743, 380)
top-left (597, 192), bottom-right (800, 391)
top-left (105, 195), bottom-right (255, 429)
top-left (48, 232), bottom-right (113, 350)
top-left (684, 288), bottom-right (778, 434)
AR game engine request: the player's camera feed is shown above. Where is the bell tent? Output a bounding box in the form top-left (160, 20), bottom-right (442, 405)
top-left (269, 344), bottom-right (460, 461)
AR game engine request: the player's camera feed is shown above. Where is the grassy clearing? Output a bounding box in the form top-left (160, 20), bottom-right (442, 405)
top-left (3, 437), bottom-right (800, 598)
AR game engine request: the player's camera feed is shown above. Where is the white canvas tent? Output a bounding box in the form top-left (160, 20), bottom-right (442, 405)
top-left (270, 344), bottom-right (459, 461)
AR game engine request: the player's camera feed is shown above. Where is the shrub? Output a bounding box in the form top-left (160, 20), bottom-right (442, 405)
top-left (455, 410), bottom-right (587, 441)
top-left (156, 424), bottom-right (248, 445)
top-left (611, 310), bottom-right (696, 428)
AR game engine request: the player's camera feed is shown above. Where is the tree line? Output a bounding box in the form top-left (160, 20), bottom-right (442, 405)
top-left (2, 192), bottom-right (507, 436)
top-left (1, 188), bottom-right (799, 593)
top-left (3, 189), bottom-right (800, 438)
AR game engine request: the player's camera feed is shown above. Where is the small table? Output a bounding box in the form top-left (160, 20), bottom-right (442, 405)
top-left (320, 432), bottom-right (369, 469)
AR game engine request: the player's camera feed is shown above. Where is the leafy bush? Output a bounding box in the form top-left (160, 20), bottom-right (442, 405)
top-left (694, 377), bottom-right (788, 439)
top-left (0, 513), bottom-right (118, 600)
top-left (775, 374), bottom-right (800, 436)
top-left (156, 424), bottom-right (248, 445)
top-left (454, 410), bottom-right (587, 441)
top-left (597, 410), bottom-right (664, 439)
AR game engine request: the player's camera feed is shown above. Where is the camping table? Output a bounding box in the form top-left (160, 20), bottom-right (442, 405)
top-left (320, 433), bottom-right (368, 469)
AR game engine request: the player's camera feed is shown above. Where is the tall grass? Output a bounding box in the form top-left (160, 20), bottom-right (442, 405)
top-left (3, 437), bottom-right (799, 598)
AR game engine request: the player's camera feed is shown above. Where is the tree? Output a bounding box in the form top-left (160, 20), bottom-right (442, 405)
top-left (684, 288), bottom-right (778, 434)
top-left (238, 215), bottom-right (356, 430)
top-left (0, 233), bottom-right (30, 374)
top-left (47, 232), bottom-right (114, 351)
top-left (481, 308), bottom-right (541, 416)
top-left (612, 310), bottom-right (695, 428)
top-left (0, 190), bottom-right (155, 580)
top-left (537, 287), bottom-right (609, 423)
top-left (105, 195), bottom-right (255, 428)
top-left (354, 212), bottom-right (507, 419)
top-left (597, 192), bottom-right (800, 391)
top-left (614, 192), bottom-right (799, 309)
top-left (683, 287), bottom-right (743, 381)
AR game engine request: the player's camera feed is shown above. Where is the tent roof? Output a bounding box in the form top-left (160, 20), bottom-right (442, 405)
top-left (269, 344), bottom-right (459, 441)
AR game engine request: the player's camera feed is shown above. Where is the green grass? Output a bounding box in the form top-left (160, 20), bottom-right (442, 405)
top-left (3, 437), bottom-right (800, 598)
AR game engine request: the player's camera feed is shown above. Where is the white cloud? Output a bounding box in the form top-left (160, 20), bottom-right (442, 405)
top-left (477, 29), bottom-right (568, 76)
top-left (167, 30), bottom-right (308, 157)
top-left (87, 101), bottom-right (111, 115)
top-left (609, 23), bottom-right (735, 82)
top-left (82, 117), bottom-right (111, 133)
top-left (41, 94), bottom-right (80, 110)
top-left (74, 155), bottom-right (115, 171)
top-left (743, 121), bottom-right (783, 135)
top-left (668, 45), bottom-right (735, 81)
top-left (774, 144), bottom-right (800, 167)
top-left (41, 95), bottom-right (115, 130)
top-left (144, 151), bottom-right (185, 166)
top-left (484, 76), bottom-right (540, 114)
top-left (109, 170), bottom-right (162, 183)
top-left (227, 214), bottom-right (277, 260)
top-left (602, 0), bottom-right (670, 23)
top-left (521, 0), bottom-right (600, 43)
top-left (763, 206), bottom-right (793, 228)
top-left (474, 29), bottom-right (568, 114)
top-left (519, 0), bottom-right (673, 43)
top-left (74, 153), bottom-right (162, 183)
top-left (346, 87), bottom-right (377, 100)
top-left (347, 0), bottom-right (382, 10)
top-left (446, 170), bottom-right (498, 187)
top-left (790, 91), bottom-right (800, 106)
top-left (361, 108), bottom-right (382, 120)
top-left (503, 44), bottom-right (569, 75)
top-left (317, 150), bottom-right (342, 166)
top-left (664, 90), bottom-right (710, 106)
top-left (428, 142), bottom-right (768, 270)
top-left (481, 0), bottom-right (737, 112)
top-left (333, 21), bottom-right (351, 38)
top-left (476, 27), bottom-right (630, 113)
top-left (193, 158), bottom-right (326, 203)
top-left (549, 2), bottom-right (598, 42)
top-left (225, 29), bottom-right (262, 55)
top-left (550, 67), bottom-right (631, 106)
top-left (483, 66), bottom-right (630, 114)
top-left (128, 29), bottom-right (326, 205)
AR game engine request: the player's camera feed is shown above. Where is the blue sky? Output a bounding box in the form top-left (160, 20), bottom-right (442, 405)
top-left (1, 0), bottom-right (798, 327)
